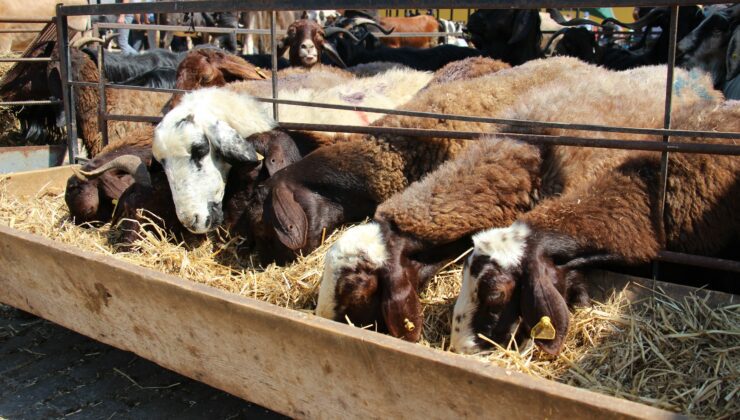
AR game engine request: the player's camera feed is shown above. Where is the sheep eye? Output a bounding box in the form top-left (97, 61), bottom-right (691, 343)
top-left (190, 140), bottom-right (210, 160)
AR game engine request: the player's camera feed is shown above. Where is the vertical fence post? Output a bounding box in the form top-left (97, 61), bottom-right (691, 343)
top-left (56, 4), bottom-right (79, 164)
top-left (270, 10), bottom-right (279, 122)
top-left (653, 5), bottom-right (680, 281)
top-left (97, 42), bottom-right (109, 148)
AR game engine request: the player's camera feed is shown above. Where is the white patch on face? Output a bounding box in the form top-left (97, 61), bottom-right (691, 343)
top-left (471, 222), bottom-right (531, 270)
top-left (450, 254), bottom-right (480, 354)
top-left (153, 88), bottom-right (276, 233)
top-left (299, 39), bottom-right (318, 65)
top-left (316, 222), bottom-right (388, 320)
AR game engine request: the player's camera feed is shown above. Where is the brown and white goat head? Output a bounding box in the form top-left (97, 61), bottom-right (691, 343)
top-left (278, 19), bottom-right (355, 68)
top-left (451, 222), bottom-right (587, 355)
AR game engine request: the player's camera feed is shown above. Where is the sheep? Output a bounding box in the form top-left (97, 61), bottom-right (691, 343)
top-left (253, 57), bottom-right (593, 264)
top-left (316, 139), bottom-right (542, 339)
top-left (464, 9), bottom-right (543, 65)
top-left (425, 56), bottom-right (511, 88)
top-left (315, 62), bottom-right (724, 344)
top-left (377, 15), bottom-right (439, 49)
top-left (449, 71), bottom-right (730, 356)
top-left (151, 65), bottom-right (434, 234)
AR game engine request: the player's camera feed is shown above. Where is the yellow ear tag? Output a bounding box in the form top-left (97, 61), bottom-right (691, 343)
top-left (111, 198), bottom-right (120, 216)
top-left (403, 318), bottom-right (415, 332)
top-left (255, 68), bottom-right (267, 79)
top-left (256, 152), bottom-right (265, 161)
top-left (531, 316), bottom-right (556, 340)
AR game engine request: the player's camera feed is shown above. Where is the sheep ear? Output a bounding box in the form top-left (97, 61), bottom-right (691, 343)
top-left (520, 253), bottom-right (569, 355)
top-left (380, 262), bottom-right (423, 342)
top-left (509, 10), bottom-right (538, 45)
top-left (264, 133), bottom-right (302, 176)
top-left (219, 55), bottom-right (267, 82)
top-left (268, 182), bottom-right (308, 252)
top-left (204, 120), bottom-right (260, 164)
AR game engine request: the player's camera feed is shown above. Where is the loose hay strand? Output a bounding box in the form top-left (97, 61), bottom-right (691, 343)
top-left (0, 182), bottom-right (737, 418)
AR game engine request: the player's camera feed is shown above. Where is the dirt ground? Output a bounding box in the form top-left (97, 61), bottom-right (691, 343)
top-left (0, 304), bottom-right (286, 419)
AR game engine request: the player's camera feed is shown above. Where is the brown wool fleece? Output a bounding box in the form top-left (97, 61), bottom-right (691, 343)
top-left (339, 57), bottom-right (599, 203)
top-left (376, 138), bottom-right (542, 244)
top-left (426, 56), bottom-right (511, 88)
top-left (519, 99), bottom-right (738, 262)
top-left (70, 50), bottom-right (170, 157)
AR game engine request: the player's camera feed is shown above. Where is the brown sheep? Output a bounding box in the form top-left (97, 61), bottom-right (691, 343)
top-left (258, 57), bottom-right (589, 264)
top-left (451, 72), bottom-right (732, 356)
top-left (50, 44), bottom-right (171, 157)
top-left (317, 63), bottom-right (725, 345)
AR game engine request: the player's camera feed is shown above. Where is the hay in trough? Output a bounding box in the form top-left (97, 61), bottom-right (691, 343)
top-left (0, 182), bottom-right (737, 418)
top-left (0, 52), bottom-right (23, 146)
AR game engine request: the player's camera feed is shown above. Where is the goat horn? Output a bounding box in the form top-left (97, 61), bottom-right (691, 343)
top-left (320, 40), bottom-right (347, 68)
top-left (71, 36), bottom-right (106, 49)
top-left (323, 26), bottom-right (359, 42)
top-left (75, 155), bottom-right (152, 187)
top-left (546, 9), bottom-right (606, 28)
top-left (349, 18), bottom-right (395, 35)
top-left (601, 7), bottom-right (668, 30)
top-left (542, 27), bottom-right (570, 55)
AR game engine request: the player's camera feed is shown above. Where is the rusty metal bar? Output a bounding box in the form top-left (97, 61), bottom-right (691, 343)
top-left (57, 1), bottom-right (735, 16)
top-left (0, 18), bottom-right (53, 23)
top-left (271, 10), bottom-right (279, 121)
top-left (656, 251), bottom-right (740, 274)
top-left (0, 100), bottom-right (61, 106)
top-left (0, 57), bottom-right (54, 62)
top-left (97, 43), bottom-right (109, 148)
top-left (96, 22), bottom-right (277, 36)
top-left (56, 5), bottom-right (78, 164)
top-left (654, 5), bottom-right (680, 281)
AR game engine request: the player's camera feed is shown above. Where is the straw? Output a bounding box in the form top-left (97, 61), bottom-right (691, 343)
top-left (0, 184), bottom-right (737, 418)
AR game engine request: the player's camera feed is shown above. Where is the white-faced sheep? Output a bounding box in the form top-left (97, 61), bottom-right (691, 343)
top-left (316, 63), bottom-right (726, 344)
top-left (152, 65), bottom-right (434, 236)
top-left (450, 77), bottom-right (734, 356)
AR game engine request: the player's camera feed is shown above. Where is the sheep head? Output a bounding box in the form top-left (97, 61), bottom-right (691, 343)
top-left (450, 222), bottom-right (590, 356)
top-left (153, 88), bottom-right (274, 234)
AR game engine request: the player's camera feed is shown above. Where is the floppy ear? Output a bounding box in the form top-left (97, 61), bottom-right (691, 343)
top-left (268, 182), bottom-right (308, 251)
top-left (204, 120), bottom-right (260, 164)
top-left (508, 10), bottom-right (538, 45)
top-left (520, 252), bottom-right (569, 355)
top-left (380, 260), bottom-right (423, 342)
top-left (219, 55), bottom-right (268, 82)
top-left (264, 133), bottom-right (303, 176)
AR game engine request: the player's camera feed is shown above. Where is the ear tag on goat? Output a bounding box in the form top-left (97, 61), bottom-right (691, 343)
top-left (255, 68), bottom-right (268, 79)
top-left (256, 152), bottom-right (265, 161)
top-left (531, 316), bottom-right (556, 340)
top-left (403, 318), bottom-right (416, 332)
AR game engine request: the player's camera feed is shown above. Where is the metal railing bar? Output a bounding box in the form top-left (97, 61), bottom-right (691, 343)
top-left (95, 23), bottom-right (463, 38)
top-left (655, 251), bottom-right (740, 273)
top-left (270, 10), bottom-right (279, 121)
top-left (101, 114), bottom-right (740, 155)
top-left (0, 57), bottom-right (55, 62)
top-left (0, 18), bottom-right (53, 24)
top-left (58, 1), bottom-right (733, 16)
top-left (0, 100), bottom-right (61, 106)
top-left (56, 7), bottom-right (78, 164)
top-left (89, 86), bottom-right (740, 141)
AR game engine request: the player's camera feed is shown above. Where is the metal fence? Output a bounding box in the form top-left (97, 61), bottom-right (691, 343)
top-left (0, 18), bottom-right (60, 108)
top-left (53, 1), bottom-right (740, 276)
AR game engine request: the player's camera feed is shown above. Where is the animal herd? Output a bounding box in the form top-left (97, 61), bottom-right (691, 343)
top-left (1, 6), bottom-right (739, 356)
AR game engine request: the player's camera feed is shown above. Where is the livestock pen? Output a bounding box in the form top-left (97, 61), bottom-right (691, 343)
top-left (0, 0), bottom-right (738, 418)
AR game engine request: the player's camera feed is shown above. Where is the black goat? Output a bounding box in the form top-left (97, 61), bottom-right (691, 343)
top-left (464, 9), bottom-right (543, 65)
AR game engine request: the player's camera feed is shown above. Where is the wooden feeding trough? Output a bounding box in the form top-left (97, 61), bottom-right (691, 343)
top-left (0, 166), bottom-right (735, 419)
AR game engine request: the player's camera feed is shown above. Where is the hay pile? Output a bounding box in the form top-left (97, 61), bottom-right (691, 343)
top-left (0, 183), bottom-right (737, 418)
